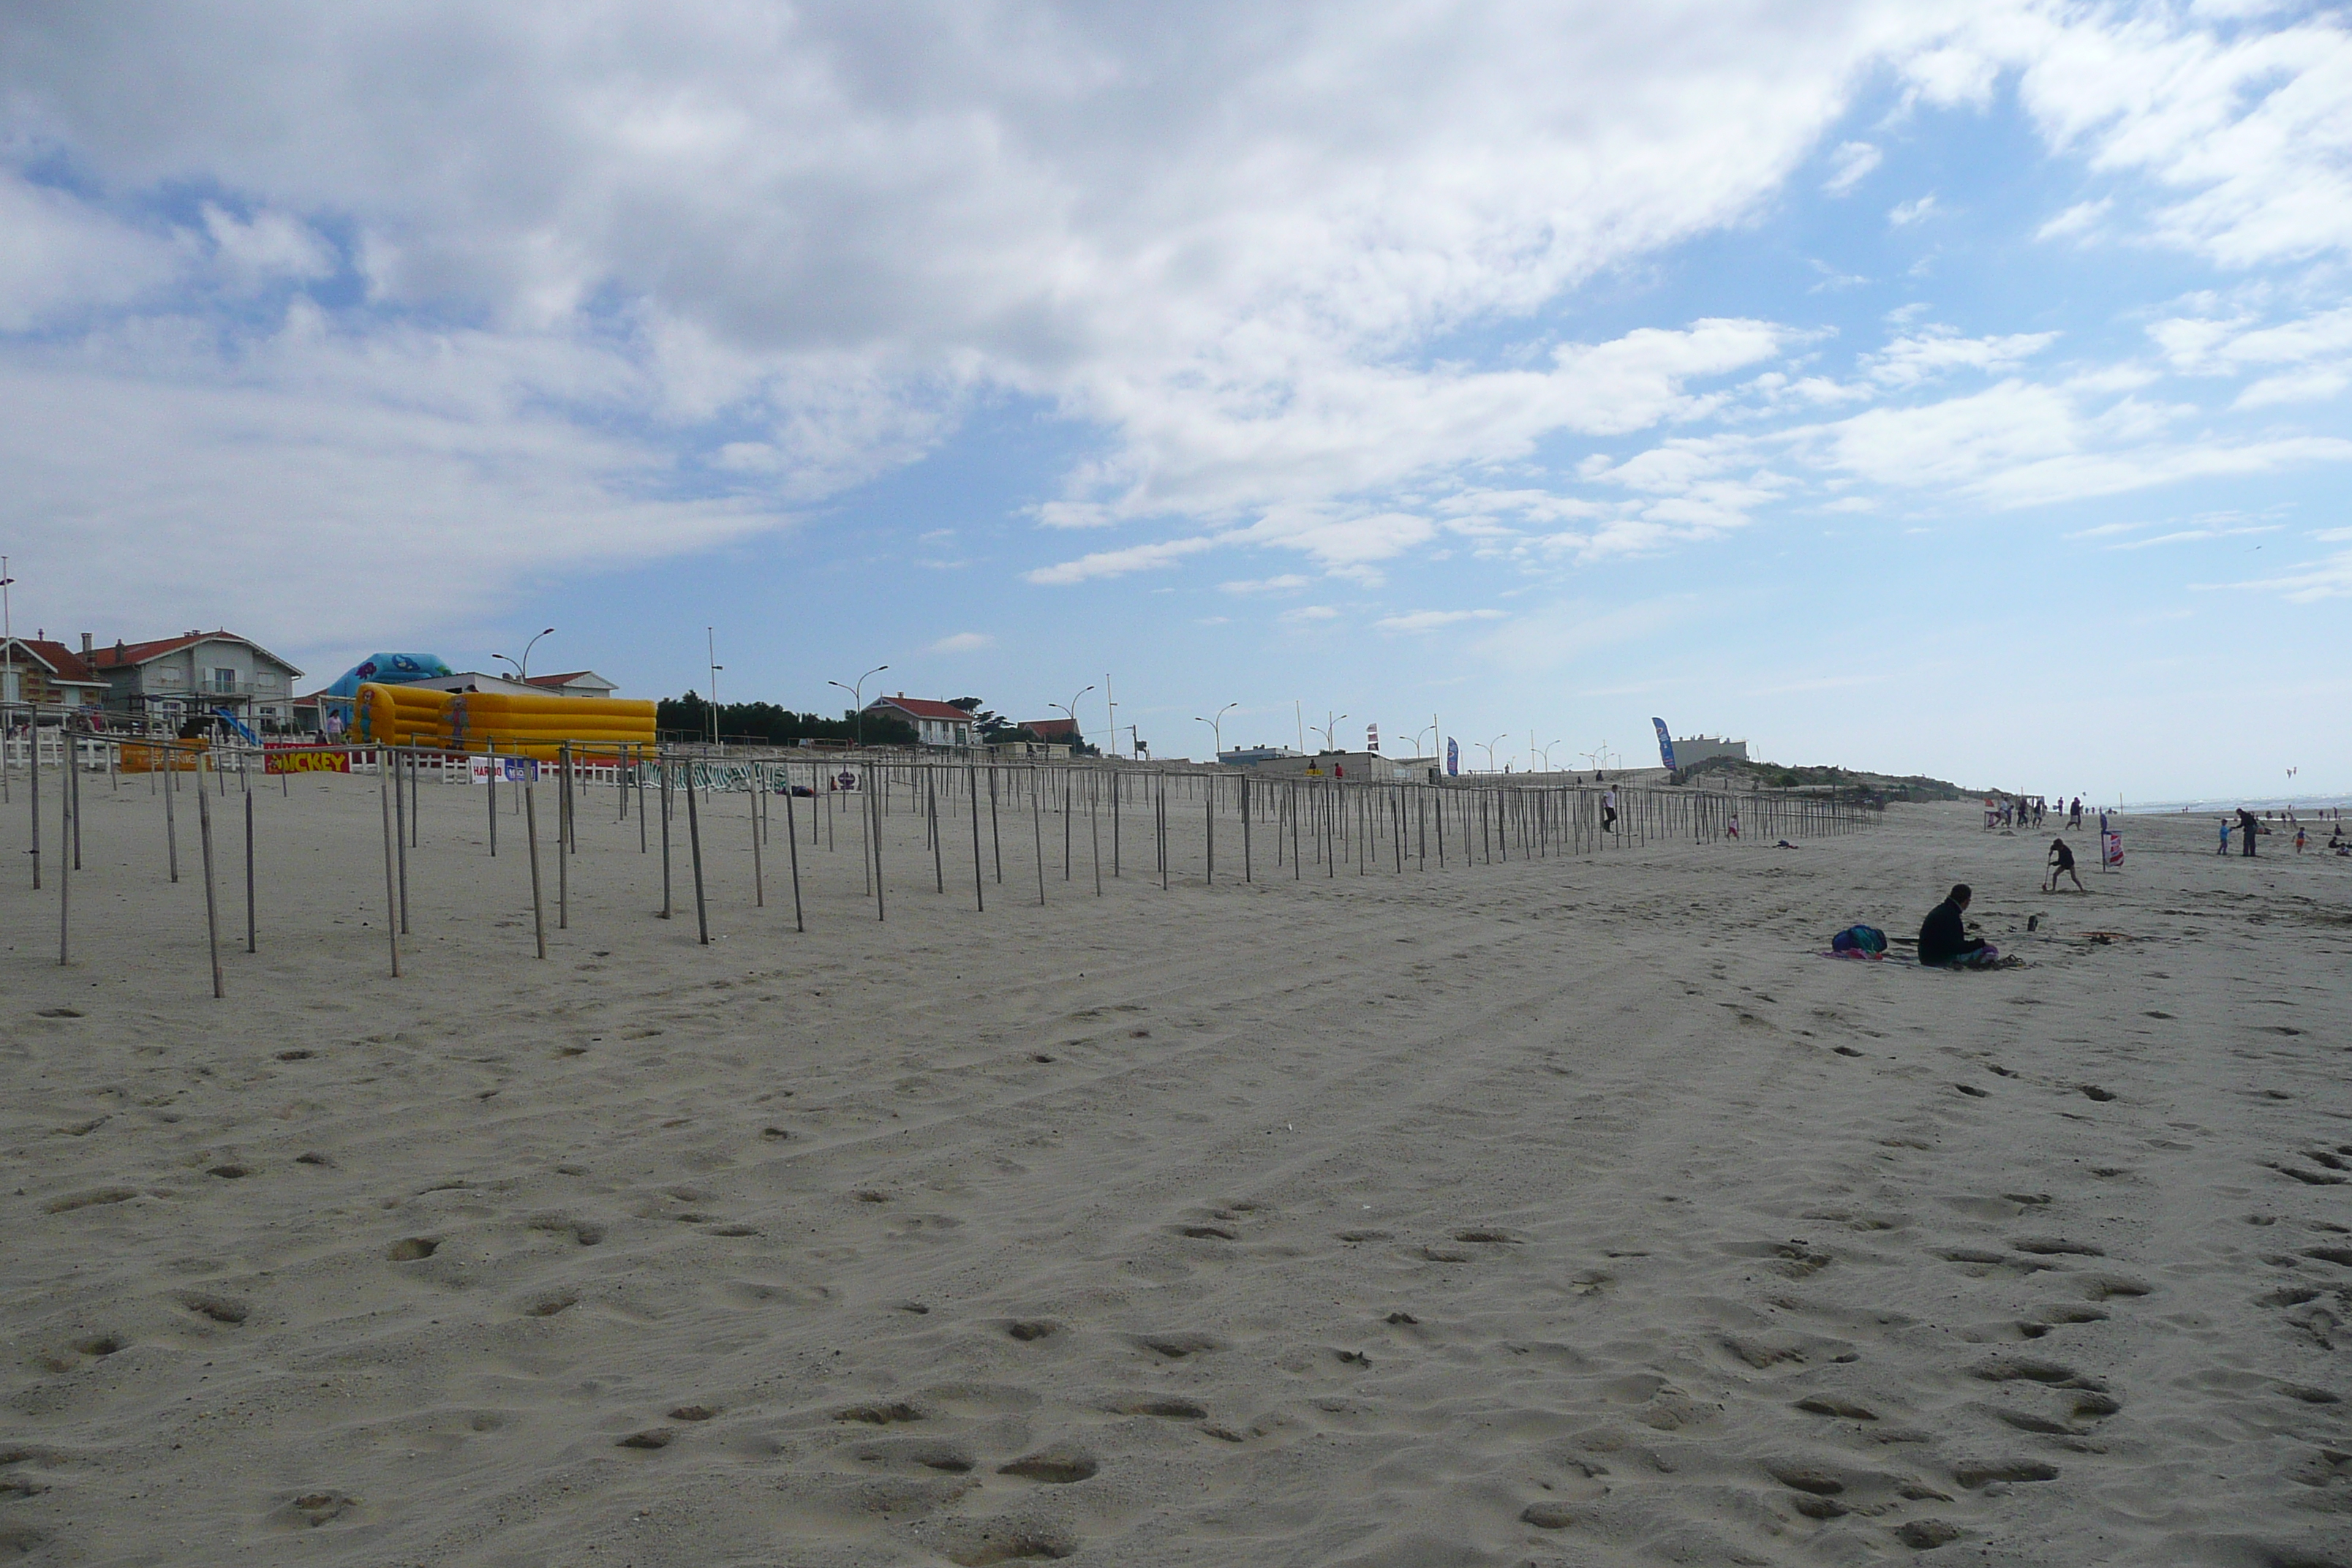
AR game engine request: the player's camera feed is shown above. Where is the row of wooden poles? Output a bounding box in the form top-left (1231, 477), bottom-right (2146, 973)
top-left (3, 725), bottom-right (1874, 992)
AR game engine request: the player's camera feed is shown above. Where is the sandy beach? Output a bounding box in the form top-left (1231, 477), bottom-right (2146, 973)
top-left (2, 769), bottom-right (2348, 1567)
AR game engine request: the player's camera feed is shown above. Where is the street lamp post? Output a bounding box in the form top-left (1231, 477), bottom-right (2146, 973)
top-left (492, 626), bottom-right (557, 684)
top-left (1480, 734), bottom-right (1508, 773)
top-left (1406, 723), bottom-right (1436, 761)
top-left (1312, 711), bottom-right (1348, 752)
top-left (1058, 684), bottom-right (1096, 753)
top-left (1193, 700), bottom-right (1236, 761)
top-left (828, 664), bottom-right (890, 749)
top-left (706, 627), bottom-right (726, 749)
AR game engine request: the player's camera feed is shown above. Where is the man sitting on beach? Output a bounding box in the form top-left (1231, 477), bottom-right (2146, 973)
top-left (2046, 837), bottom-right (2084, 892)
top-left (1919, 883), bottom-right (1996, 968)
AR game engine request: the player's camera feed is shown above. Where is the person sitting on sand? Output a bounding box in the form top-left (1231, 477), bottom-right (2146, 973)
top-left (1919, 883), bottom-right (1996, 968)
top-left (2046, 837), bottom-right (2084, 892)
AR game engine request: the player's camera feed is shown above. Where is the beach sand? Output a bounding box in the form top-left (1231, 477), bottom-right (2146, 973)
top-left (2, 769), bottom-right (2348, 1566)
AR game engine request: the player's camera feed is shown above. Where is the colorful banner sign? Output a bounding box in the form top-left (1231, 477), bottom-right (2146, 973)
top-left (2103, 830), bottom-right (2123, 867)
top-left (1366, 722), bottom-right (1379, 753)
top-left (1445, 737), bottom-right (1459, 777)
top-left (502, 757), bottom-right (540, 783)
top-left (1652, 717), bottom-right (1676, 770)
top-left (264, 746), bottom-right (351, 774)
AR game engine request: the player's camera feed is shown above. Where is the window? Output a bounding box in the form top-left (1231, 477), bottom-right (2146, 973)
top-left (254, 670), bottom-right (282, 690)
top-left (211, 668), bottom-right (238, 693)
top-left (154, 666), bottom-right (185, 687)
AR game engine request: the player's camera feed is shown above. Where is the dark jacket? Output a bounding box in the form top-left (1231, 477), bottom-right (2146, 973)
top-left (1919, 900), bottom-right (1983, 966)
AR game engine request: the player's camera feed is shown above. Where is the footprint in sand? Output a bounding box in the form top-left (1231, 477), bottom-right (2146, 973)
top-left (173, 1291), bottom-right (250, 1324)
top-left (996, 1447), bottom-right (1097, 1483)
top-left (1134, 1333), bottom-right (1221, 1360)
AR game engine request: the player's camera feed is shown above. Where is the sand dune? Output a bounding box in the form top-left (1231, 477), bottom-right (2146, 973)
top-left (2, 771), bottom-right (2348, 1565)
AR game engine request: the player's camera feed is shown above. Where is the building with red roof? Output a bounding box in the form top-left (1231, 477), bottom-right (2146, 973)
top-left (0, 636), bottom-right (108, 710)
top-left (88, 630), bottom-right (304, 731)
top-left (861, 694), bottom-right (976, 747)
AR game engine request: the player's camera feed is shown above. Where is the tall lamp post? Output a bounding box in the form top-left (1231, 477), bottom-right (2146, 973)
top-left (1480, 734), bottom-right (1508, 773)
top-left (1, 557), bottom-right (15, 719)
top-left (829, 663), bottom-right (890, 748)
top-left (491, 625), bottom-right (557, 683)
top-left (1406, 723), bottom-right (1436, 761)
top-left (705, 627), bottom-right (725, 749)
top-left (1055, 684), bottom-right (1096, 753)
top-left (1313, 711), bottom-right (1348, 752)
top-left (1194, 699), bottom-right (1236, 761)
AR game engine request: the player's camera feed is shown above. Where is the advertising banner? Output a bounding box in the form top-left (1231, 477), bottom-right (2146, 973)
top-left (2103, 830), bottom-right (2124, 867)
top-left (264, 746), bottom-right (351, 774)
top-left (1445, 738), bottom-right (1459, 777)
top-left (1366, 723), bottom-right (1379, 753)
top-left (1652, 717), bottom-right (1676, 770)
top-left (501, 757), bottom-right (540, 783)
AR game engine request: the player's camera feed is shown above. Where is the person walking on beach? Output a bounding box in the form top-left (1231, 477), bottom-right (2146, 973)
top-left (2219, 817), bottom-right (2233, 855)
top-left (2239, 806), bottom-right (2261, 858)
top-left (2295, 823), bottom-right (2307, 854)
top-left (2046, 837), bottom-right (2084, 892)
top-left (1601, 787), bottom-right (1618, 832)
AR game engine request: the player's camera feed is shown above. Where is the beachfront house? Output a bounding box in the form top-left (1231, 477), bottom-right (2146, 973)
top-left (0, 636), bottom-right (110, 712)
top-left (524, 670), bottom-right (619, 697)
top-left (862, 694), bottom-right (977, 748)
top-left (91, 630), bottom-right (304, 734)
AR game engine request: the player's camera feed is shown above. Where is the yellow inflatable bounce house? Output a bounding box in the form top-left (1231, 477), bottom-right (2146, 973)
top-left (354, 684), bottom-right (657, 758)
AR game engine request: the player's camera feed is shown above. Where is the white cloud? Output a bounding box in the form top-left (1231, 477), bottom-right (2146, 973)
top-left (1864, 325), bottom-right (2059, 388)
top-left (0, 173), bottom-right (182, 329)
top-left (201, 203), bottom-right (334, 285)
top-left (1, 0), bottom-right (2349, 636)
top-left (2035, 197), bottom-right (2111, 243)
top-left (928, 631), bottom-right (994, 652)
top-left (1822, 141), bottom-right (1882, 196)
top-left (1373, 608), bottom-right (1506, 633)
top-left (1279, 604), bottom-right (1340, 623)
top-left (1218, 574), bottom-right (1311, 595)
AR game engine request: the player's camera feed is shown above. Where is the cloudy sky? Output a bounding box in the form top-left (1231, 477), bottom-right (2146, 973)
top-left (3, 1), bottom-right (2348, 797)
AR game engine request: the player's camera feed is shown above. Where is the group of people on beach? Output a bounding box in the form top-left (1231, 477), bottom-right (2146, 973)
top-left (2220, 804), bottom-right (2346, 856)
top-left (1984, 795), bottom-right (2088, 830)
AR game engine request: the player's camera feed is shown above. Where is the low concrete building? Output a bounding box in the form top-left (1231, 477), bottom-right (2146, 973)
top-left (1, 636), bottom-right (108, 711)
top-left (1670, 735), bottom-right (1749, 768)
top-left (91, 630), bottom-right (304, 732)
top-left (1218, 745), bottom-right (1304, 766)
top-left (1245, 750), bottom-right (1423, 783)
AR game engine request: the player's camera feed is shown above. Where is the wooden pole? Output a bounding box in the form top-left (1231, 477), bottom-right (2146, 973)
top-left (659, 755), bottom-right (674, 919)
top-left (1032, 769), bottom-right (1047, 905)
top-left (196, 758), bottom-right (222, 997)
top-left (687, 763), bottom-right (709, 943)
top-left (524, 772), bottom-right (547, 959)
top-left (68, 726), bottom-right (81, 870)
top-left (244, 789), bottom-right (256, 953)
top-left (28, 723), bottom-right (39, 889)
top-left (968, 763), bottom-right (986, 913)
top-left (393, 747), bottom-right (410, 935)
top-left (928, 766), bottom-right (944, 894)
top-left (378, 758), bottom-right (402, 978)
top-left (486, 742), bottom-right (499, 856)
top-left (783, 773), bottom-right (805, 932)
top-left (56, 728), bottom-right (69, 966)
top-left (751, 772), bottom-right (766, 908)
top-left (987, 764), bottom-right (1003, 883)
top-left (866, 767), bottom-right (886, 921)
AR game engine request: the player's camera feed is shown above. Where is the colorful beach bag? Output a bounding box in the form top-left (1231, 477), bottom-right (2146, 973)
top-left (1831, 924), bottom-right (1888, 956)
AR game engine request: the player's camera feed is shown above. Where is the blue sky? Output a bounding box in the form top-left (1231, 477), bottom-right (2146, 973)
top-left (2, 1), bottom-right (2348, 798)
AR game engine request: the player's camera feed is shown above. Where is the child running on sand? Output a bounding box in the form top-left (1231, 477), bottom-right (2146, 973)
top-left (2046, 837), bottom-right (2084, 892)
